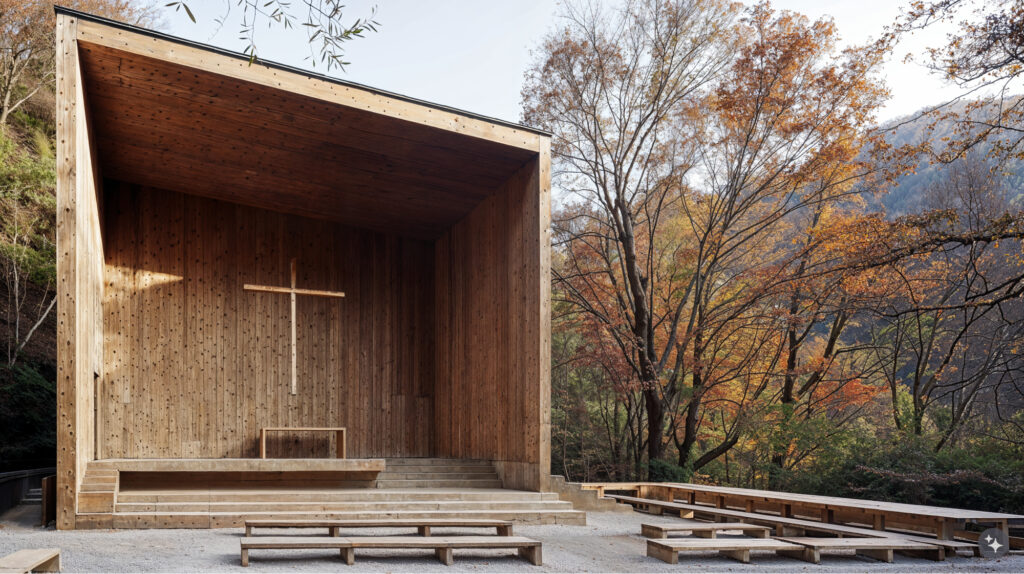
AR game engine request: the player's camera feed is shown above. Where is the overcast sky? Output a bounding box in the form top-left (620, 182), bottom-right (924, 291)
top-left (162, 0), bottom-right (960, 126)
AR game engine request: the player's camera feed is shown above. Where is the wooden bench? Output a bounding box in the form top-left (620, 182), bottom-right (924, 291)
top-left (0, 549), bottom-right (61, 573)
top-left (609, 494), bottom-right (975, 555)
top-left (244, 518), bottom-right (513, 537)
top-left (646, 538), bottom-right (804, 564)
top-left (239, 536), bottom-right (542, 566)
top-left (775, 537), bottom-right (945, 563)
top-left (641, 522), bottom-right (769, 539)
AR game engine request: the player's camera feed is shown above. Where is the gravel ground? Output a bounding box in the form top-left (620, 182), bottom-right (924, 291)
top-left (1, 504), bottom-right (1022, 573)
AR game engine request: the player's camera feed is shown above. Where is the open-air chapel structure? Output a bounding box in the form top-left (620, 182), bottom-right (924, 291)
top-left (54, 7), bottom-right (568, 530)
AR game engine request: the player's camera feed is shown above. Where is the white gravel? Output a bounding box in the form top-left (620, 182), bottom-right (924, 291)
top-left (1, 504), bottom-right (1021, 573)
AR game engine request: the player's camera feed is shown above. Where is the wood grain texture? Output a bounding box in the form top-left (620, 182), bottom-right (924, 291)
top-left (60, 12), bottom-right (553, 528)
top-left (434, 155), bottom-right (550, 491)
top-left (74, 37), bottom-right (538, 239)
top-left (56, 13), bottom-right (105, 530)
top-left (101, 182), bottom-right (435, 459)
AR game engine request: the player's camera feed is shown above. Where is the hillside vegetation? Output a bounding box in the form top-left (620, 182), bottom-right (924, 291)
top-left (0, 106), bottom-right (58, 471)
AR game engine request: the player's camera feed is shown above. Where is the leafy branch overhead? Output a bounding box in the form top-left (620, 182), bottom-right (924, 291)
top-left (167, 1), bottom-right (379, 71)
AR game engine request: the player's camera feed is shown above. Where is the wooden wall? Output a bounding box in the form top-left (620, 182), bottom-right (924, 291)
top-left (100, 182), bottom-right (435, 459)
top-left (434, 150), bottom-right (551, 491)
top-left (56, 14), bottom-right (105, 530)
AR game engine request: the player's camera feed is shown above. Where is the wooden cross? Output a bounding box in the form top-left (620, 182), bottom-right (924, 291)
top-left (243, 257), bottom-right (345, 395)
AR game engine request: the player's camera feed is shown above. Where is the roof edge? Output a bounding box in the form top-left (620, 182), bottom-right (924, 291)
top-left (54, 5), bottom-right (551, 139)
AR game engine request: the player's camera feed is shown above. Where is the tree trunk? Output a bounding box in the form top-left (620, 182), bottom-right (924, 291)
top-left (644, 388), bottom-right (664, 466)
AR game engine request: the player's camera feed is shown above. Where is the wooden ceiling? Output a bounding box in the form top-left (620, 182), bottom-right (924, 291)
top-left (77, 40), bottom-right (539, 239)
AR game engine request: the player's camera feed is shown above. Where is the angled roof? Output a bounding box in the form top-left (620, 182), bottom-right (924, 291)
top-left (57, 6), bottom-right (548, 238)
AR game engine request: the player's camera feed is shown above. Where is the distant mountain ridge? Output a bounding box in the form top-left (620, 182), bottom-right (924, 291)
top-left (877, 99), bottom-right (1024, 216)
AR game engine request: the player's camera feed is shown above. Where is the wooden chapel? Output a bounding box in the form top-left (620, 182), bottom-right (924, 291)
top-left (55, 7), bottom-right (552, 530)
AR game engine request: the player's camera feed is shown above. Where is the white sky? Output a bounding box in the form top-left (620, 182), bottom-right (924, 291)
top-left (161, 0), bottom-right (962, 125)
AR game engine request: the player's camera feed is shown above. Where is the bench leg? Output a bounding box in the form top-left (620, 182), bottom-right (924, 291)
top-left (241, 549), bottom-right (249, 567)
top-left (779, 548), bottom-right (819, 564)
top-left (649, 505), bottom-right (663, 516)
top-left (640, 524), bottom-right (665, 538)
top-left (647, 543), bottom-right (678, 565)
top-left (418, 526), bottom-right (431, 536)
top-left (245, 525), bottom-right (252, 537)
top-left (341, 547), bottom-right (354, 565)
top-left (873, 514), bottom-right (886, 531)
top-left (519, 545), bottom-right (543, 566)
top-left (693, 530), bottom-right (716, 539)
top-left (778, 526), bottom-right (805, 537)
top-left (435, 547), bottom-right (453, 566)
top-left (498, 525), bottom-right (513, 536)
top-left (750, 529), bottom-right (769, 538)
top-left (858, 548), bottom-right (894, 563)
top-left (331, 526), bottom-right (340, 537)
top-left (37, 554), bottom-right (61, 573)
top-left (898, 548), bottom-right (945, 562)
top-left (720, 549), bottom-right (750, 564)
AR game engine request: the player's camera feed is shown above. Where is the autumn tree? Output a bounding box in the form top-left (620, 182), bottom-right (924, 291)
top-left (666, 3), bottom-right (888, 471)
top-left (888, 0), bottom-right (1024, 163)
top-left (863, 157), bottom-right (1024, 450)
top-left (524, 0), bottom-right (739, 467)
top-left (0, 1), bottom-right (156, 126)
top-left (526, 0), bottom-right (890, 475)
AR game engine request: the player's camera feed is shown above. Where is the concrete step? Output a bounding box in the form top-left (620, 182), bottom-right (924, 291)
top-left (377, 472), bottom-right (500, 481)
top-left (376, 479), bottom-right (504, 489)
top-left (104, 509), bottom-right (588, 529)
top-left (115, 500), bottom-right (574, 513)
top-left (384, 459), bottom-right (492, 466)
top-left (117, 490), bottom-right (560, 504)
top-left (379, 466), bottom-right (499, 474)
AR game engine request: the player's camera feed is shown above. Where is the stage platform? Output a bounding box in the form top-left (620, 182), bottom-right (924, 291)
top-left (88, 458), bottom-right (386, 473)
top-left (73, 458), bottom-right (585, 529)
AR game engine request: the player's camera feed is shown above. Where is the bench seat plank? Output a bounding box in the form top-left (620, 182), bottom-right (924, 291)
top-left (775, 536), bottom-right (945, 563)
top-left (641, 522), bottom-right (770, 539)
top-left (244, 518), bottom-right (513, 537)
top-left (646, 538), bottom-right (803, 564)
top-left (610, 495), bottom-right (974, 553)
top-left (0, 549), bottom-right (61, 574)
top-left (239, 535), bottom-right (541, 566)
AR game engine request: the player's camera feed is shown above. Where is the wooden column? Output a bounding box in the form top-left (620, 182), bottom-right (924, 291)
top-left (55, 9), bottom-right (79, 534)
top-left (56, 12), bottom-right (104, 530)
top-left (433, 139), bottom-right (551, 492)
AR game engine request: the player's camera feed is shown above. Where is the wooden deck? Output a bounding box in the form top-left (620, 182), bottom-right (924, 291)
top-left (584, 482), bottom-right (1023, 541)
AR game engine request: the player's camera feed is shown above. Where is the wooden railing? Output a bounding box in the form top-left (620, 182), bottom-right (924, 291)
top-left (0, 467), bottom-right (55, 517)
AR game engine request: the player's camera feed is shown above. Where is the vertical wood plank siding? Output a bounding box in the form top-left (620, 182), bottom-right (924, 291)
top-left (434, 157), bottom-right (550, 490)
top-left (100, 183), bottom-right (435, 458)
